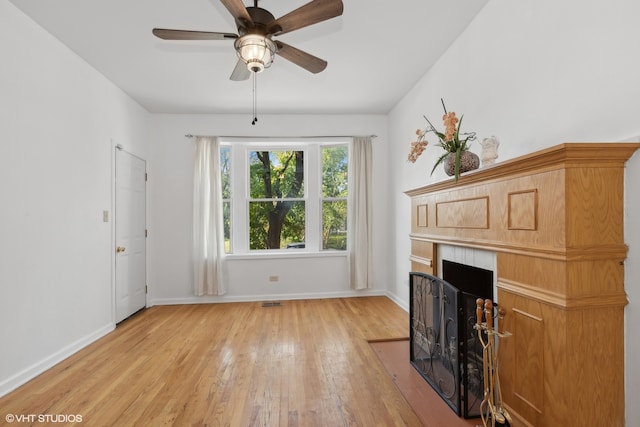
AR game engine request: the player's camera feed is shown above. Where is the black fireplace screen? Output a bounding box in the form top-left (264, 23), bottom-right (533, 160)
top-left (409, 272), bottom-right (486, 418)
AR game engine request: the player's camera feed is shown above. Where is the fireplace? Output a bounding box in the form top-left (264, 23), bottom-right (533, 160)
top-left (406, 143), bottom-right (638, 425)
top-left (409, 261), bottom-right (493, 418)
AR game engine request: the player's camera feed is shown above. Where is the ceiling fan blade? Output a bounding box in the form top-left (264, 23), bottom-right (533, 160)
top-left (152, 28), bottom-right (237, 40)
top-left (230, 59), bottom-right (251, 81)
top-left (268, 0), bottom-right (343, 36)
top-left (275, 41), bottom-right (327, 74)
top-left (220, 0), bottom-right (254, 30)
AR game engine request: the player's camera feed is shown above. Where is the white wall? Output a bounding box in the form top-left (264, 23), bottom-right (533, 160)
top-left (0, 2), bottom-right (150, 395)
top-left (387, 0), bottom-right (640, 422)
top-left (147, 114), bottom-right (391, 305)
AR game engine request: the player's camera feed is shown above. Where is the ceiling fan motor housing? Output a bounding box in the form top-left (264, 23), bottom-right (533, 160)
top-left (239, 7), bottom-right (277, 35)
top-left (234, 7), bottom-right (278, 73)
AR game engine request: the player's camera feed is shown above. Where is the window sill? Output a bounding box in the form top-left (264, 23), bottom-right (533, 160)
top-left (224, 251), bottom-right (348, 261)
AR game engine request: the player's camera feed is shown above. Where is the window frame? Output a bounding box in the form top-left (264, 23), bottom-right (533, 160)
top-left (220, 137), bottom-right (350, 257)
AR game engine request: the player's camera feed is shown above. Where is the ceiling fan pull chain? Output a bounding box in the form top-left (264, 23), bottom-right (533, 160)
top-left (251, 72), bottom-right (258, 125)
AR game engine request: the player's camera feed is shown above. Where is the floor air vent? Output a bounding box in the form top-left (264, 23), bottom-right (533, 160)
top-left (262, 301), bottom-right (282, 307)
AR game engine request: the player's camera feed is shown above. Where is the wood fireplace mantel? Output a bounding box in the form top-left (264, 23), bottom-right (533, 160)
top-left (405, 143), bottom-right (640, 426)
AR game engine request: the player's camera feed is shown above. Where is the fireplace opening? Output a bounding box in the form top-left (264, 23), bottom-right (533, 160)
top-left (409, 261), bottom-right (493, 419)
top-left (442, 260), bottom-right (493, 299)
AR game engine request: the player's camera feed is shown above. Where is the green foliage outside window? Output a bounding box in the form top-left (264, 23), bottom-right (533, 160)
top-left (221, 146), bottom-right (231, 253)
top-left (322, 146), bottom-right (348, 250)
top-left (249, 150), bottom-right (305, 250)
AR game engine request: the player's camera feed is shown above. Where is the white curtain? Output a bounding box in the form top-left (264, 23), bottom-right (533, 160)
top-left (193, 136), bottom-right (226, 296)
top-left (348, 136), bottom-right (373, 290)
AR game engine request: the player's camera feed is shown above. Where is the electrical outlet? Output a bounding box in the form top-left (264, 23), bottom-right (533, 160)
top-left (268, 275), bottom-right (279, 282)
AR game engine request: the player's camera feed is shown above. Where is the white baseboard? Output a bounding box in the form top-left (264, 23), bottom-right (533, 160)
top-left (0, 323), bottom-right (115, 398)
top-left (385, 291), bottom-right (409, 312)
top-left (150, 289), bottom-right (388, 306)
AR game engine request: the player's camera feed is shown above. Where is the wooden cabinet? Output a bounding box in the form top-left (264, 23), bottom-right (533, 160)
top-left (406, 143), bottom-right (639, 426)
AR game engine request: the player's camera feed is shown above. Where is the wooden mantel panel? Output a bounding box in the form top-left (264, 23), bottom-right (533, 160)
top-left (436, 196), bottom-right (489, 229)
top-left (499, 289), bottom-right (571, 426)
top-left (565, 167), bottom-right (626, 248)
top-left (508, 190), bottom-right (538, 230)
top-left (406, 144), bottom-right (639, 259)
top-left (411, 168), bottom-right (569, 256)
top-left (497, 253), bottom-right (626, 307)
top-left (499, 288), bottom-right (626, 426)
top-left (405, 143), bottom-right (640, 427)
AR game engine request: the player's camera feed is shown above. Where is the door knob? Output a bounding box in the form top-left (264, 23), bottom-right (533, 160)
top-left (116, 246), bottom-right (126, 253)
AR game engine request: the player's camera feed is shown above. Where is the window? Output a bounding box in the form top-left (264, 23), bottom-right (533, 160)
top-left (221, 139), bottom-right (349, 254)
top-left (321, 146), bottom-right (348, 250)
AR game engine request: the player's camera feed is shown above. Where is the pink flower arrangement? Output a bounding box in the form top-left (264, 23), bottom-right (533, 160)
top-left (407, 99), bottom-right (477, 179)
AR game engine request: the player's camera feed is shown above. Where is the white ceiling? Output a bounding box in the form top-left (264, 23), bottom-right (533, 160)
top-left (9, 0), bottom-right (488, 115)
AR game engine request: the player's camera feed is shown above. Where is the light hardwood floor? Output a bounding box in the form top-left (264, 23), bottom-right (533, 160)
top-left (0, 297), bottom-right (428, 426)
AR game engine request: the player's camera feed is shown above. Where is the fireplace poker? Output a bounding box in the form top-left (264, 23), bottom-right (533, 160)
top-left (476, 298), bottom-right (490, 426)
top-left (493, 307), bottom-right (511, 426)
top-left (475, 298), bottom-right (511, 427)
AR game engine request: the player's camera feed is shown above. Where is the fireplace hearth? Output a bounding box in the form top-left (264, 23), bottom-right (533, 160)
top-left (409, 265), bottom-right (493, 418)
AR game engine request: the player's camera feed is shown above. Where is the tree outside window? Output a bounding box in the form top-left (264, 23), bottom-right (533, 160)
top-left (249, 150), bottom-right (305, 250)
top-left (221, 146), bottom-right (232, 253)
top-left (321, 146), bottom-right (348, 250)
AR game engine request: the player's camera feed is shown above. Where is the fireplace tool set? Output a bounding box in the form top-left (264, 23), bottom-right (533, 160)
top-left (475, 298), bottom-right (512, 427)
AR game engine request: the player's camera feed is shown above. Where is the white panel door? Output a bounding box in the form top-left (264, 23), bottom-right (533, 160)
top-left (115, 148), bottom-right (147, 323)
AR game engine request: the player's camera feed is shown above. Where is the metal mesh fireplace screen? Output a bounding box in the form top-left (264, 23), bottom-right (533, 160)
top-left (409, 272), bottom-right (486, 418)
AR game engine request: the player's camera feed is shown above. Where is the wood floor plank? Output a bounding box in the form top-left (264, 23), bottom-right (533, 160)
top-left (0, 297), bottom-right (427, 426)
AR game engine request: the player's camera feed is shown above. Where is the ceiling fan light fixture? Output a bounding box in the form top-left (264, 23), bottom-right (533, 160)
top-left (234, 34), bottom-right (276, 73)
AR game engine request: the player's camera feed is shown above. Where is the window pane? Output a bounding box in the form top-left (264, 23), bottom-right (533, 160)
top-left (322, 200), bottom-right (347, 250)
top-left (221, 146), bottom-right (231, 253)
top-left (223, 200), bottom-right (231, 253)
top-left (221, 146), bottom-right (231, 199)
top-left (322, 146), bottom-right (348, 197)
top-left (250, 150), bottom-right (304, 198)
top-left (248, 150), bottom-right (305, 250)
top-left (249, 201), bottom-right (305, 250)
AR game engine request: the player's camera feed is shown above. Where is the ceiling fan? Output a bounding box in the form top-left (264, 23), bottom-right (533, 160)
top-left (152, 0), bottom-right (344, 81)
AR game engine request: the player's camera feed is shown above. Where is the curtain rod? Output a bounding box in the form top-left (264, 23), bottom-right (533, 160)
top-left (184, 134), bottom-right (377, 139)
